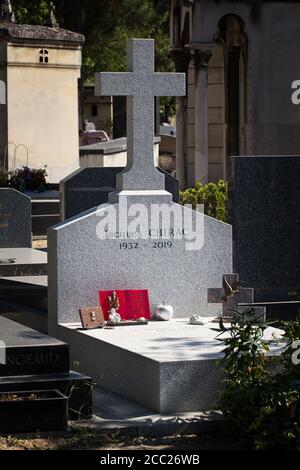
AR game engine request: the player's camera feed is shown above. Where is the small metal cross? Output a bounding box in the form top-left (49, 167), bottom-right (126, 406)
top-left (207, 273), bottom-right (254, 320)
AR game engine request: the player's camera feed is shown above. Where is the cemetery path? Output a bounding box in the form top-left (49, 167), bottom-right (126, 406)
top-left (0, 430), bottom-right (244, 451)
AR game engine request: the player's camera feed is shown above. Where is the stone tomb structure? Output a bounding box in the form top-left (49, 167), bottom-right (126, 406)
top-left (0, 3), bottom-right (84, 183)
top-left (49, 39), bottom-right (235, 412)
top-left (79, 136), bottom-right (160, 169)
top-left (0, 316), bottom-right (92, 421)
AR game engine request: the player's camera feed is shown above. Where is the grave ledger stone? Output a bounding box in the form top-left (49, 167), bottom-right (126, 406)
top-left (0, 316), bottom-right (92, 420)
top-left (48, 39), bottom-right (233, 412)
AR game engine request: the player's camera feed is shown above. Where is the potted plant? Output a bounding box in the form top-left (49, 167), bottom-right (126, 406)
top-left (0, 389), bottom-right (68, 433)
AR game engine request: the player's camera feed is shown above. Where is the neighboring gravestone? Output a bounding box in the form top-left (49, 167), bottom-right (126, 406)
top-left (0, 316), bottom-right (92, 420)
top-left (79, 136), bottom-right (161, 168)
top-left (229, 155), bottom-right (300, 303)
top-left (48, 39), bottom-right (233, 412)
top-left (60, 166), bottom-right (180, 220)
top-left (0, 80), bottom-right (5, 170)
top-left (0, 188), bottom-right (31, 248)
top-left (0, 80), bottom-right (5, 104)
top-left (0, 189), bottom-right (48, 277)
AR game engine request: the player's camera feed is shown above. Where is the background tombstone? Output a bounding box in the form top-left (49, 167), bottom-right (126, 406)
top-left (79, 136), bottom-right (160, 168)
top-left (0, 80), bottom-right (5, 104)
top-left (0, 188), bottom-right (31, 248)
top-left (60, 166), bottom-right (180, 220)
top-left (229, 155), bottom-right (300, 316)
top-left (0, 188), bottom-right (47, 286)
top-left (0, 80), bottom-right (6, 170)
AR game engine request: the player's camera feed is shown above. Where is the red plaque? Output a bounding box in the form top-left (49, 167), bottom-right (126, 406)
top-left (99, 290), bottom-right (151, 321)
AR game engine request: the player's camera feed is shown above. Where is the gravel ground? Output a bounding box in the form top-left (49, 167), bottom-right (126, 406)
top-left (32, 239), bottom-right (47, 250)
top-left (0, 429), bottom-right (244, 451)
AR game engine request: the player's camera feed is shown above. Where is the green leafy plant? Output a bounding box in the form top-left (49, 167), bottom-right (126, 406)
top-left (180, 180), bottom-right (228, 222)
top-left (217, 311), bottom-right (300, 449)
top-left (281, 315), bottom-right (300, 380)
top-left (13, 1), bottom-right (173, 82)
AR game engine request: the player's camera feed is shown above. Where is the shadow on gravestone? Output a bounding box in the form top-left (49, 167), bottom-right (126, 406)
top-left (60, 167), bottom-right (179, 221)
top-left (0, 188), bottom-right (31, 248)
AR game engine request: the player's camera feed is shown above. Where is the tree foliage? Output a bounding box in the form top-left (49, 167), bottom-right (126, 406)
top-left (13, 0), bottom-right (49, 25)
top-left (180, 180), bottom-right (228, 222)
top-left (12, 0), bottom-right (172, 81)
top-left (217, 312), bottom-right (300, 450)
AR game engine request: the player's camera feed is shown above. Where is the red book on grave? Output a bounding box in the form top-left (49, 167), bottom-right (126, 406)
top-left (99, 290), bottom-right (151, 321)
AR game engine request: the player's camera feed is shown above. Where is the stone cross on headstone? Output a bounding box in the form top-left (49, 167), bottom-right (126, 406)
top-left (207, 273), bottom-right (254, 319)
top-left (95, 39), bottom-right (186, 192)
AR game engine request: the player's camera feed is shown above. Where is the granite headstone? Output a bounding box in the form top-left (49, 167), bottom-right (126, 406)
top-left (0, 188), bottom-right (31, 248)
top-left (0, 80), bottom-right (5, 104)
top-left (49, 39), bottom-right (232, 332)
top-left (60, 166), bottom-right (180, 220)
top-left (229, 155), bottom-right (300, 303)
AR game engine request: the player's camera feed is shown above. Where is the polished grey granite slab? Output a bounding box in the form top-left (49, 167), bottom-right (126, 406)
top-left (0, 248), bottom-right (47, 276)
top-left (58, 318), bottom-right (283, 413)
